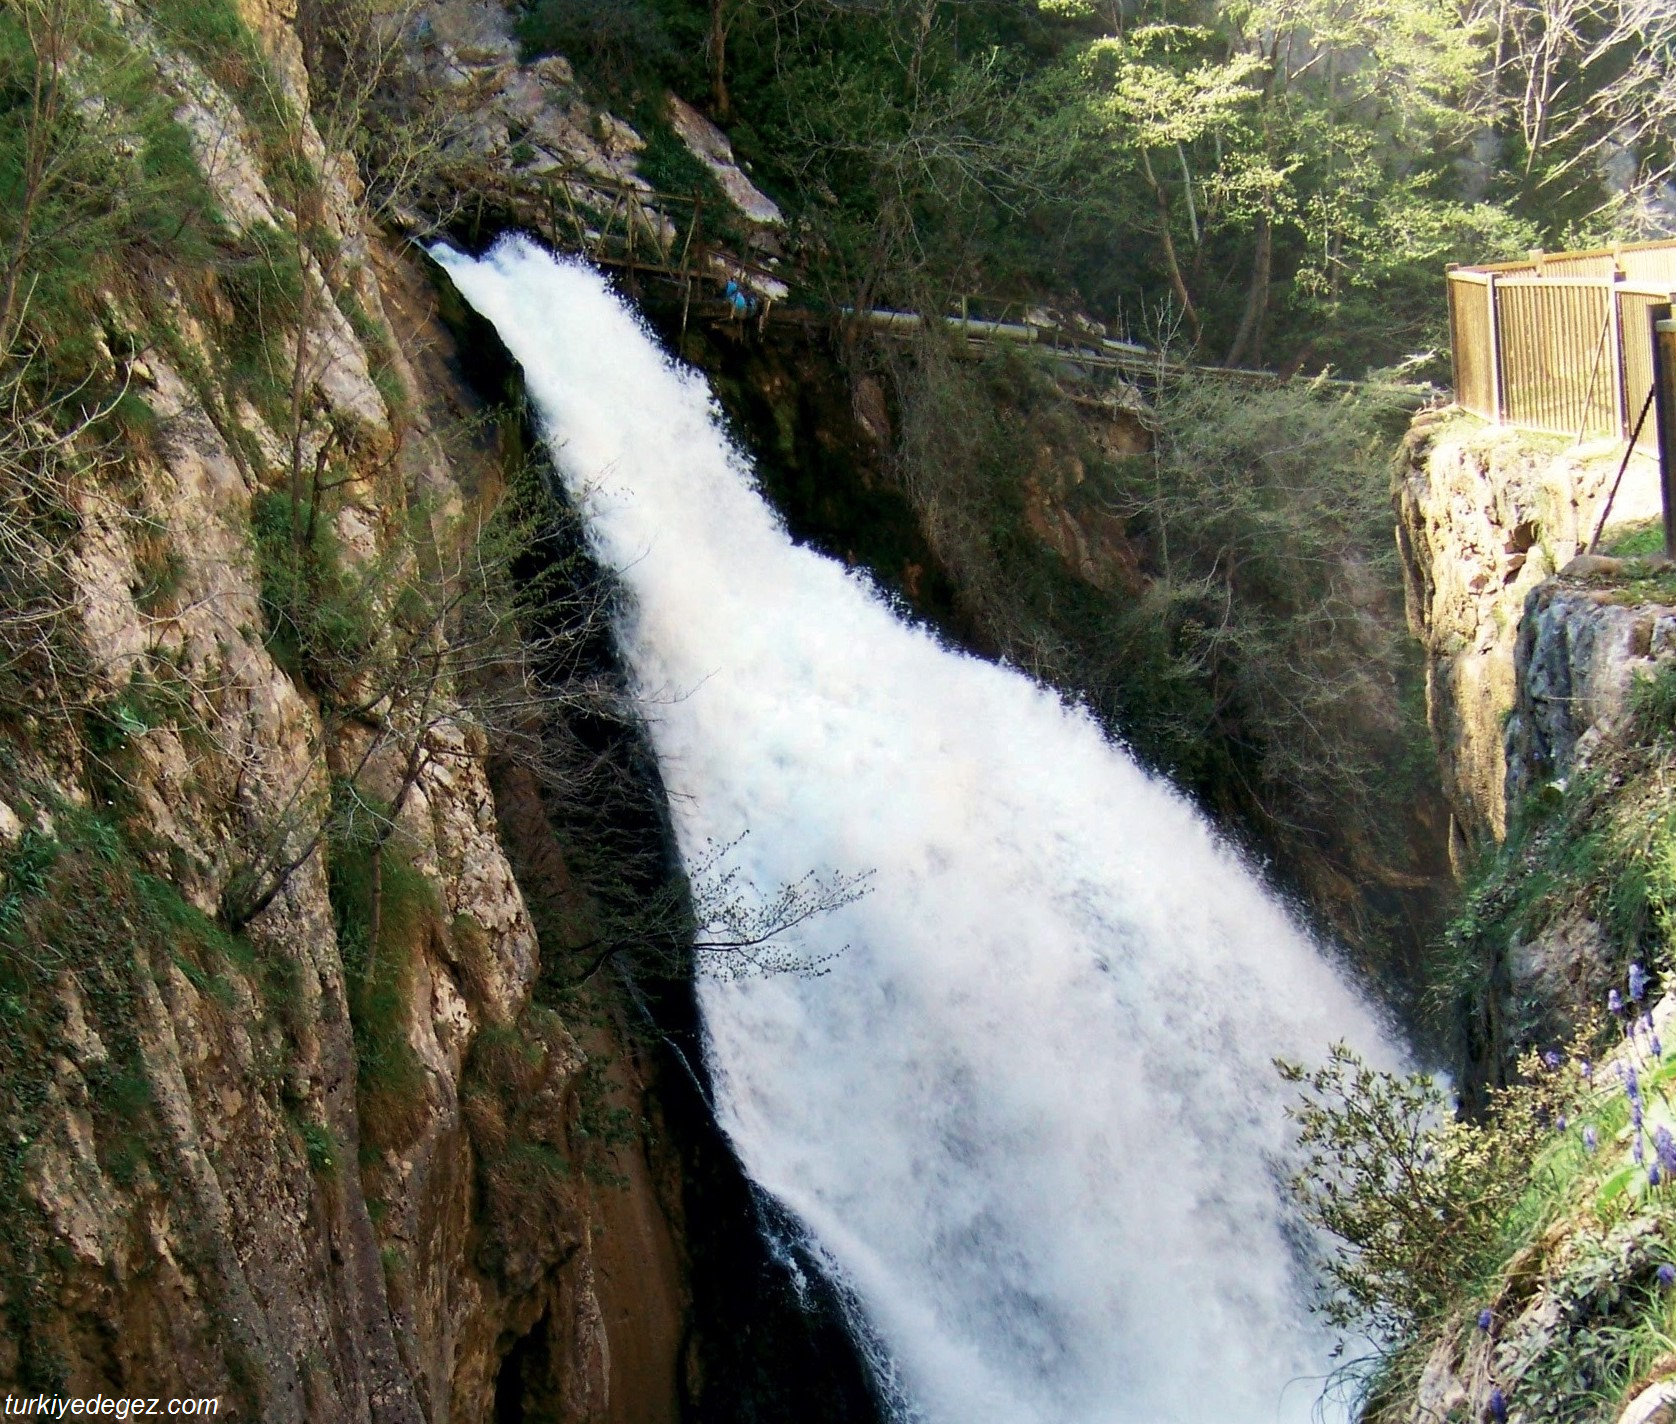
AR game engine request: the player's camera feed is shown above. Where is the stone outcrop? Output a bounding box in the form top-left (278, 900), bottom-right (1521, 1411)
top-left (1505, 577), bottom-right (1676, 808)
top-left (1394, 412), bottom-right (1640, 859)
top-left (400, 1), bottom-right (787, 299)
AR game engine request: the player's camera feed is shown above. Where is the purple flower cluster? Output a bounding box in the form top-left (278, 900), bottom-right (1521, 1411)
top-left (1594, 975), bottom-right (1676, 1191)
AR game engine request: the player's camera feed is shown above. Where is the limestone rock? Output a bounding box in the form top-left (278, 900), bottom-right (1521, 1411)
top-left (1505, 583), bottom-right (1676, 807)
top-left (667, 94), bottom-right (785, 229)
top-left (1394, 417), bottom-right (1625, 854)
top-left (1621, 1383), bottom-right (1676, 1424)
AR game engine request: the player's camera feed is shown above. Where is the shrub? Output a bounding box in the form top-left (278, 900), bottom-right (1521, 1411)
top-left (1280, 1043), bottom-right (1576, 1346)
top-left (327, 817), bottom-right (435, 1156)
top-left (250, 490), bottom-right (380, 696)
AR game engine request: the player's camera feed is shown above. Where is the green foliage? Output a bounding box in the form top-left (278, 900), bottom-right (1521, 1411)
top-left (327, 816), bottom-right (434, 1157)
top-left (0, 0), bottom-right (226, 373)
top-left (136, 0), bottom-right (296, 159)
top-left (299, 1119), bottom-right (338, 1177)
top-left (1110, 375), bottom-right (1427, 848)
top-left (1280, 1043), bottom-right (1577, 1345)
top-left (514, 0), bottom-right (680, 97)
top-left (1441, 709), bottom-right (1676, 1077)
top-left (1510, 1239), bottom-right (1676, 1423)
top-left (250, 490), bottom-right (380, 695)
top-left (217, 223), bottom-right (307, 420)
top-left (669, 0), bottom-right (1673, 375)
top-left (1630, 662), bottom-right (1676, 743)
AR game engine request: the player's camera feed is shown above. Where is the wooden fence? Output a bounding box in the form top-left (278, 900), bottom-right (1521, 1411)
top-left (1447, 239), bottom-right (1676, 450)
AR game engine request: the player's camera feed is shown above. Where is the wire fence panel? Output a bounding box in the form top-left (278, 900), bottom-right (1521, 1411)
top-left (1621, 248), bottom-right (1676, 289)
top-left (1620, 290), bottom-right (1667, 449)
top-left (1497, 280), bottom-right (1618, 439)
top-left (1447, 239), bottom-right (1676, 450)
top-left (1448, 274), bottom-right (1497, 420)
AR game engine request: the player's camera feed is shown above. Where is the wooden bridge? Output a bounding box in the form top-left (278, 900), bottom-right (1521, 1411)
top-left (516, 169), bottom-right (1432, 405)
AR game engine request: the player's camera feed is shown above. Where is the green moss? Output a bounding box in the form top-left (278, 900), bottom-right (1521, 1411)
top-left (250, 489), bottom-right (380, 695)
top-left (0, 1), bottom-right (225, 380)
top-left (0, 802), bottom-right (259, 1383)
top-left (327, 821), bottom-right (435, 1157)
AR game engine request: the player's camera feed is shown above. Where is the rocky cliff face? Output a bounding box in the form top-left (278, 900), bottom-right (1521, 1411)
top-left (1394, 412), bottom-right (1629, 860)
top-left (1395, 411), bottom-right (1676, 1069)
top-left (1363, 417), bottom-right (1676, 1424)
top-left (0, 4), bottom-right (692, 1417)
top-left (1506, 577), bottom-right (1676, 810)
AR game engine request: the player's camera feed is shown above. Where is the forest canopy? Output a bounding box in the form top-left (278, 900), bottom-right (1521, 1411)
top-left (516, 0), bottom-right (1676, 376)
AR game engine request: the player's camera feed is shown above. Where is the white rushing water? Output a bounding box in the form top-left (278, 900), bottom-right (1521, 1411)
top-left (437, 237), bottom-right (1404, 1424)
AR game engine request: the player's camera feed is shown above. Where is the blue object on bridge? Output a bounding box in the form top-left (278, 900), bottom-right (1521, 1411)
top-left (725, 279), bottom-right (756, 316)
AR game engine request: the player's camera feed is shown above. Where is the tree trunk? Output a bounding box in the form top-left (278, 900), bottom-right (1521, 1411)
top-left (1140, 149), bottom-right (1202, 344)
top-left (1224, 214), bottom-right (1272, 368)
top-left (709, 0), bottom-right (731, 121)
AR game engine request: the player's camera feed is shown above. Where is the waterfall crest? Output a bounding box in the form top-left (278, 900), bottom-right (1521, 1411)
top-left (437, 237), bottom-right (1402, 1424)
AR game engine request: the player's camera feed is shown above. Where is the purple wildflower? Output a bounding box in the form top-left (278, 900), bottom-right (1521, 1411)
top-left (1611, 988), bottom-right (1626, 1016)
top-left (1656, 1125), bottom-right (1676, 1176)
top-left (1582, 1058), bottom-right (1594, 1083)
top-left (1477, 1307), bottom-right (1492, 1332)
top-left (1652, 1161), bottom-right (1663, 1186)
top-left (1635, 1133), bottom-right (1646, 1164)
top-left (1489, 1386), bottom-right (1508, 1424)
top-left (1661, 1264), bottom-right (1676, 1289)
top-left (1558, 1114), bottom-right (1568, 1131)
top-left (1544, 1049), bottom-right (1563, 1070)
top-left (1633, 1099), bottom-right (1645, 1130)
top-left (1584, 1125), bottom-right (1599, 1153)
top-left (1656, 1035), bottom-right (1666, 1060)
top-left (1631, 962), bottom-right (1648, 1002)
top-left (1628, 1066), bottom-right (1643, 1102)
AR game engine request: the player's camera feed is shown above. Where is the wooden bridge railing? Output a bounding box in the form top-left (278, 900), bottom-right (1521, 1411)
top-left (524, 167), bottom-right (1430, 403)
top-left (1447, 239), bottom-right (1676, 450)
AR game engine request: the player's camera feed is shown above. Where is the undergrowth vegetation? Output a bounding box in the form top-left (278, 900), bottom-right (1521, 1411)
top-left (1289, 661), bottom-right (1676, 1417)
top-left (1441, 662), bottom-right (1676, 1090)
top-left (1289, 1023), bottom-right (1676, 1423)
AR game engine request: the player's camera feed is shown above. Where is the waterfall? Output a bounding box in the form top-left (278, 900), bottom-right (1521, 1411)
top-left (436, 237), bottom-right (1403, 1424)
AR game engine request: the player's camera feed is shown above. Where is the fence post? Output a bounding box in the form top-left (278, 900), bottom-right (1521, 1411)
top-left (1609, 273), bottom-right (1627, 439)
top-left (1486, 272), bottom-right (1504, 424)
top-left (1653, 304), bottom-right (1676, 560)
